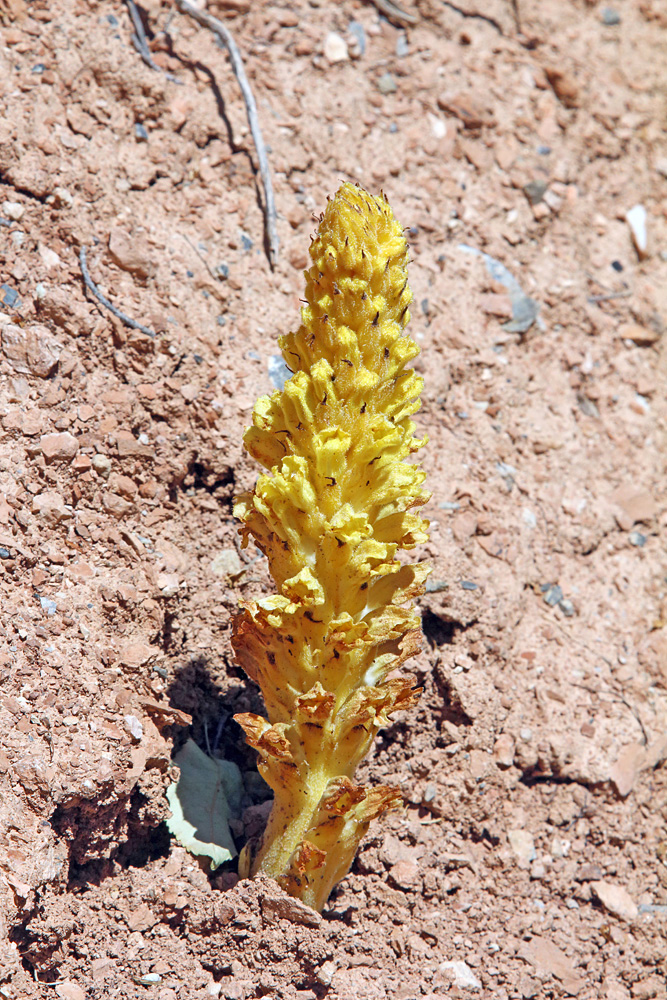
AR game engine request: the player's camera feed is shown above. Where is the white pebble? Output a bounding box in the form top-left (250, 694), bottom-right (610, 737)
top-left (439, 960), bottom-right (482, 991)
top-left (2, 201), bottom-right (24, 221)
top-left (324, 31), bottom-right (348, 63)
top-left (124, 715), bottom-right (143, 741)
top-left (625, 203), bottom-right (648, 258)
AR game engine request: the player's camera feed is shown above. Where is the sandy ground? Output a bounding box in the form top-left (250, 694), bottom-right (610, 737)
top-left (1, 0), bottom-right (666, 997)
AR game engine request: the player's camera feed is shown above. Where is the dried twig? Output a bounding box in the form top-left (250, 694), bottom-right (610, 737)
top-left (587, 290), bottom-right (632, 304)
top-left (79, 246), bottom-right (156, 338)
top-left (174, 0), bottom-right (278, 269)
top-left (125, 0), bottom-right (182, 83)
top-left (441, 1), bottom-right (503, 33)
top-left (181, 233), bottom-right (220, 282)
top-left (370, 0), bottom-right (418, 25)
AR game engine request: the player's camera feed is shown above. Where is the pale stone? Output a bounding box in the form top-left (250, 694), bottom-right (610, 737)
top-left (210, 549), bottom-right (243, 578)
top-left (40, 431), bottom-right (78, 461)
top-left (157, 572), bottom-right (180, 597)
top-left (1, 321), bottom-right (61, 377)
top-left (91, 453), bottom-right (112, 478)
top-left (32, 491), bottom-right (73, 525)
top-left (124, 715), bottom-right (143, 741)
top-left (493, 733), bottom-right (515, 767)
top-left (508, 828), bottom-right (536, 865)
top-left (324, 31), bottom-right (348, 63)
top-left (625, 204), bottom-right (647, 258)
top-left (2, 201), bottom-right (24, 221)
top-left (591, 881), bottom-right (638, 921)
top-left (262, 894), bottom-right (321, 927)
top-left (55, 981), bottom-right (85, 1000)
top-left (439, 961), bottom-right (482, 990)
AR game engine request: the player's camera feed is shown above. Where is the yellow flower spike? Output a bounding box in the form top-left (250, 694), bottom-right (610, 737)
top-left (232, 182), bottom-right (430, 912)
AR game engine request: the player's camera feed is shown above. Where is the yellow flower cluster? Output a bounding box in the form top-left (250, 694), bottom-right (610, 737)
top-left (233, 183), bottom-right (429, 911)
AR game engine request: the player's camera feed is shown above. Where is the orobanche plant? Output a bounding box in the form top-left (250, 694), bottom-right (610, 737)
top-left (233, 182), bottom-right (430, 912)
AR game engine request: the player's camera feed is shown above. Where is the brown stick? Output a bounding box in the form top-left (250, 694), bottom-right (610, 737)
top-left (174, 0), bottom-right (279, 269)
top-left (79, 246), bottom-right (156, 338)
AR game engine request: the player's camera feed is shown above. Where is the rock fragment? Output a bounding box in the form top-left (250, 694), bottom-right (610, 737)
top-left (590, 881), bottom-right (638, 921)
top-left (618, 322), bottom-right (660, 346)
top-left (40, 432), bottom-right (79, 461)
top-left (508, 829), bottom-right (536, 865)
top-left (2, 200), bottom-right (23, 221)
top-left (439, 961), bottom-right (482, 990)
top-left (545, 67), bottom-right (580, 108)
top-left (324, 32), bottom-right (348, 64)
top-left (625, 204), bottom-right (648, 259)
top-left (609, 743), bottom-right (645, 798)
top-left (1, 321), bottom-right (61, 377)
top-left (91, 454), bottom-right (112, 478)
top-left (493, 733), bottom-right (515, 768)
top-left (32, 492), bottom-right (73, 525)
top-left (108, 228), bottom-right (155, 279)
top-left (261, 893), bottom-right (321, 928)
top-left (211, 549), bottom-right (243, 579)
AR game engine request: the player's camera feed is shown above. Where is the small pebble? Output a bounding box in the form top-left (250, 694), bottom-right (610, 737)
top-left (377, 72), bottom-right (397, 95)
top-left (438, 500), bottom-right (461, 510)
top-left (461, 581), bottom-right (478, 591)
top-left (31, 63), bottom-right (46, 74)
top-left (542, 583), bottom-right (563, 607)
top-left (496, 461), bottom-right (518, 479)
top-left (522, 507), bottom-right (537, 528)
top-left (625, 204), bottom-right (648, 258)
top-left (0, 284), bottom-right (21, 308)
top-left (520, 727), bottom-right (533, 741)
top-left (137, 973), bottom-right (162, 985)
top-left (211, 549), bottom-right (243, 579)
top-left (134, 122), bottom-right (148, 142)
top-left (347, 20), bottom-right (365, 58)
top-left (523, 179), bottom-right (547, 205)
top-left (423, 783), bottom-right (437, 802)
top-left (324, 31), bottom-right (348, 64)
top-left (2, 201), bottom-right (24, 221)
top-left (91, 454), bottom-right (112, 478)
top-left (611, 259), bottom-right (623, 272)
top-left (240, 233), bottom-right (253, 252)
top-left (628, 531), bottom-right (646, 547)
top-left (530, 861), bottom-right (547, 880)
top-left (215, 263), bottom-right (229, 278)
top-left (40, 597), bottom-right (57, 616)
top-left (124, 715), bottom-right (143, 741)
top-left (601, 7), bottom-right (621, 25)
top-left (0, 547), bottom-right (10, 559)
top-left (395, 33), bottom-right (409, 57)
top-left (558, 598), bottom-right (575, 617)
top-left (590, 880), bottom-right (638, 921)
top-left (439, 960), bottom-right (482, 991)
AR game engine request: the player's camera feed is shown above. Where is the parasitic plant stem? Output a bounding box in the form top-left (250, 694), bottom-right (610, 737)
top-left (233, 183), bottom-right (429, 911)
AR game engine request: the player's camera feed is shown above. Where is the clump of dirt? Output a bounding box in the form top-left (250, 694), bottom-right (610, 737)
top-left (1, 0), bottom-right (666, 997)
